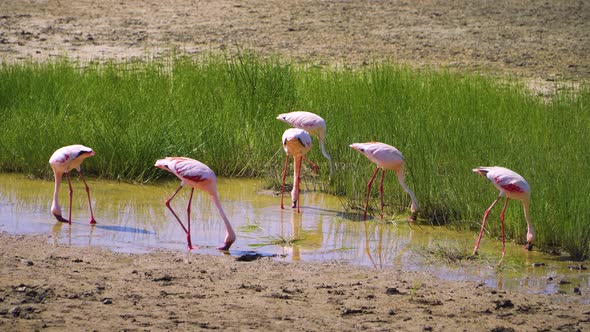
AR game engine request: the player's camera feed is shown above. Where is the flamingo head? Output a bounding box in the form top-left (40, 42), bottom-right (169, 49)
top-left (524, 231), bottom-right (534, 251)
top-left (472, 167), bottom-right (489, 177)
top-left (78, 149), bottom-right (95, 160)
top-left (349, 143), bottom-right (364, 153)
top-left (276, 113), bottom-right (290, 124)
top-left (154, 159), bottom-right (171, 171)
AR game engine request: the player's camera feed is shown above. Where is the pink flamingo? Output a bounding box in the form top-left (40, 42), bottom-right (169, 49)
top-left (277, 111), bottom-right (333, 175)
top-left (472, 166), bottom-right (534, 261)
top-left (350, 142), bottom-right (419, 221)
top-left (281, 128), bottom-right (314, 213)
top-left (49, 145), bottom-right (97, 224)
top-left (155, 157), bottom-right (236, 251)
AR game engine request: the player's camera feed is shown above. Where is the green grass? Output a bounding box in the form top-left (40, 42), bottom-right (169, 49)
top-left (0, 53), bottom-right (588, 259)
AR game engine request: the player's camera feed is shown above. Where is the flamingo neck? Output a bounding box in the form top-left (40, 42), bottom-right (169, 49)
top-left (51, 171), bottom-right (63, 215)
top-left (395, 170), bottom-right (419, 212)
top-left (210, 191), bottom-right (236, 239)
top-left (523, 199), bottom-right (534, 242)
top-left (318, 138), bottom-right (333, 175)
top-left (292, 155), bottom-right (303, 203)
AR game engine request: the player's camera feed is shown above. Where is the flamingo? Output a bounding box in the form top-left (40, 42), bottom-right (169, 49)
top-left (49, 145), bottom-right (97, 224)
top-left (155, 157), bottom-right (236, 251)
top-left (472, 166), bottom-right (534, 261)
top-left (276, 111), bottom-right (333, 175)
top-left (281, 128), bottom-right (315, 213)
top-left (350, 142), bottom-right (419, 221)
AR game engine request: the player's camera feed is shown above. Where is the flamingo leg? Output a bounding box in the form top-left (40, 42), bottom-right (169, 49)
top-left (280, 153), bottom-right (289, 209)
top-left (78, 170), bottom-right (96, 224)
top-left (379, 169), bottom-right (386, 220)
top-left (186, 188), bottom-right (195, 250)
top-left (66, 172), bottom-right (73, 224)
top-left (165, 184), bottom-right (193, 249)
top-left (363, 166), bottom-right (381, 221)
top-left (498, 197), bottom-right (509, 263)
top-left (472, 195), bottom-right (502, 255)
top-left (303, 157), bottom-right (319, 173)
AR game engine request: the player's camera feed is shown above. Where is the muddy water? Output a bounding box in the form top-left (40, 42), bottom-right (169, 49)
top-left (0, 173), bottom-right (588, 300)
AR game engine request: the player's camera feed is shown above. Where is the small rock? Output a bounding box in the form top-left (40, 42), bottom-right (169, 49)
top-left (235, 253), bottom-right (264, 262)
top-left (491, 327), bottom-right (516, 332)
top-left (341, 307), bottom-right (368, 316)
top-left (531, 262), bottom-right (545, 267)
top-left (9, 306), bottom-right (21, 317)
top-left (154, 275), bottom-right (174, 282)
top-left (386, 287), bottom-right (403, 295)
top-left (494, 299), bottom-right (514, 309)
top-left (102, 298), bottom-right (113, 305)
top-left (568, 264), bottom-right (587, 270)
top-left (574, 287), bottom-right (582, 295)
top-left (21, 259), bottom-right (34, 266)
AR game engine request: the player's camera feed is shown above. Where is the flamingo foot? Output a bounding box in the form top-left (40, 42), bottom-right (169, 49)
top-left (89, 218), bottom-right (97, 225)
top-left (217, 240), bottom-right (234, 251)
top-left (53, 213), bottom-right (69, 223)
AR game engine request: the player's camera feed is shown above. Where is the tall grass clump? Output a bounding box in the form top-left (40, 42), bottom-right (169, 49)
top-left (0, 54), bottom-right (588, 258)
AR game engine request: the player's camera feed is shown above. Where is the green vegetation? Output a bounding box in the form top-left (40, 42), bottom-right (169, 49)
top-left (0, 54), bottom-right (588, 258)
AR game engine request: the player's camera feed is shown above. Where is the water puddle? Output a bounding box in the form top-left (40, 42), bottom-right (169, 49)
top-left (0, 173), bottom-right (588, 301)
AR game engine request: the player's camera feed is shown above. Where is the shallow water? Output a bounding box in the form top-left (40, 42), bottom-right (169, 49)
top-left (1, 173), bottom-right (588, 301)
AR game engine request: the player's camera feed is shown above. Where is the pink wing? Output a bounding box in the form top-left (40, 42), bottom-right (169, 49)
top-left (350, 142), bottom-right (404, 168)
top-left (49, 145), bottom-right (94, 165)
top-left (483, 167), bottom-right (530, 194)
top-left (276, 111), bottom-right (325, 132)
top-left (155, 157), bottom-right (215, 183)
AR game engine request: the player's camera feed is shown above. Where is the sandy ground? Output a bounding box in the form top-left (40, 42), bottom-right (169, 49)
top-left (1, 1), bottom-right (589, 85)
top-left (1, 233), bottom-right (589, 331)
top-left (1, 0), bottom-right (590, 331)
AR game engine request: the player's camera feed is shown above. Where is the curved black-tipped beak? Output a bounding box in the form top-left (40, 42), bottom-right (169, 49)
top-left (524, 242), bottom-right (534, 251)
top-left (53, 213), bottom-right (69, 223)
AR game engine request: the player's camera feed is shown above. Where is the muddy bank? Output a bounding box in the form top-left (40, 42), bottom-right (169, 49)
top-left (1, 233), bottom-right (588, 331)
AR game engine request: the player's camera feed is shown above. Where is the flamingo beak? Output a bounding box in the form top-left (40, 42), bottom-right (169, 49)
top-left (53, 213), bottom-right (69, 223)
top-left (524, 242), bottom-right (534, 250)
top-left (472, 168), bottom-right (488, 176)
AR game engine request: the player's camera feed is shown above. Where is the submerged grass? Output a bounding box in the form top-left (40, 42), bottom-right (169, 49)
top-left (0, 53), bottom-right (588, 258)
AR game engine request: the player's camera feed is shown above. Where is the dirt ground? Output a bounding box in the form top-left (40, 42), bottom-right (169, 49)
top-left (1, 0), bottom-right (590, 331)
top-left (1, 1), bottom-right (589, 82)
top-left (1, 233), bottom-right (589, 332)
